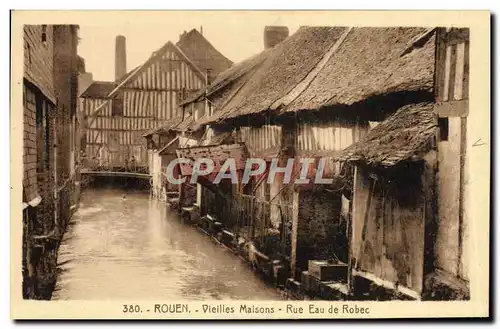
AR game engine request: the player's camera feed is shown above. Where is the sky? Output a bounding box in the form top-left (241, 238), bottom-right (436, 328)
top-left (78, 12), bottom-right (314, 81)
top-left (75, 11), bottom-right (345, 81)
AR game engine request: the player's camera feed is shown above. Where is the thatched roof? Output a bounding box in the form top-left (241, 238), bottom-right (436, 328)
top-left (176, 29), bottom-right (233, 78)
top-left (205, 131), bottom-right (233, 146)
top-left (142, 114), bottom-right (198, 137)
top-left (338, 102), bottom-right (436, 167)
top-left (181, 47), bottom-right (271, 106)
top-left (188, 27), bottom-right (435, 128)
top-left (142, 116), bottom-right (183, 137)
top-left (176, 115), bottom-right (196, 132)
top-left (205, 26), bottom-right (347, 122)
top-left (282, 27), bottom-right (435, 114)
top-left (81, 81), bottom-right (117, 98)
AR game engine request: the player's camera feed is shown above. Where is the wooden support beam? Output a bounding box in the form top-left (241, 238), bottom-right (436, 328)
top-left (290, 189), bottom-right (300, 278)
top-left (435, 100), bottom-right (469, 118)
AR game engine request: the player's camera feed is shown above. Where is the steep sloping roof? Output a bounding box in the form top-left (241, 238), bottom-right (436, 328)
top-left (142, 116), bottom-right (183, 137)
top-left (338, 102), bottom-right (436, 167)
top-left (115, 65), bottom-right (140, 84)
top-left (85, 30), bottom-right (232, 104)
top-left (81, 81), bottom-right (117, 98)
top-left (206, 27), bottom-right (348, 123)
top-left (283, 27), bottom-right (435, 113)
top-left (176, 29), bottom-right (233, 78)
top-left (176, 115), bottom-right (196, 132)
top-left (113, 41), bottom-right (206, 94)
top-left (190, 27), bottom-right (435, 130)
top-left (181, 47), bottom-right (271, 106)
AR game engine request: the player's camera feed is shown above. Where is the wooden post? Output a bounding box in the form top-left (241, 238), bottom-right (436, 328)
top-left (355, 173), bottom-right (376, 271)
top-left (346, 167), bottom-right (357, 293)
top-left (422, 151), bottom-right (438, 281)
top-left (290, 188), bottom-right (299, 278)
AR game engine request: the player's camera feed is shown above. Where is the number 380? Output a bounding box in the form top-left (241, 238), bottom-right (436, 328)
top-left (123, 304), bottom-right (141, 313)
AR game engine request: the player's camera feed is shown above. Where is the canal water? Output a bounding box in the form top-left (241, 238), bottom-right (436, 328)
top-left (52, 187), bottom-right (281, 300)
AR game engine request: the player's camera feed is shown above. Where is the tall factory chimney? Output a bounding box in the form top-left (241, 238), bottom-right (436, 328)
top-left (264, 26), bottom-right (289, 49)
top-left (115, 35), bottom-right (127, 80)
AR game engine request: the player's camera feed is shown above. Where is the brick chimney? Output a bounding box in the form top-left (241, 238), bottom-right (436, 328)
top-left (264, 26), bottom-right (289, 49)
top-left (115, 35), bottom-right (127, 80)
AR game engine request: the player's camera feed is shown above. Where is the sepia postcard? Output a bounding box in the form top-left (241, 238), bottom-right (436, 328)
top-left (10, 10), bottom-right (490, 319)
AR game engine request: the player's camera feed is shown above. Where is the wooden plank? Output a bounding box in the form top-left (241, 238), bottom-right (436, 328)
top-left (442, 45), bottom-right (452, 101)
top-left (454, 42), bottom-right (465, 100)
top-left (447, 43), bottom-right (457, 101)
top-left (355, 175), bottom-right (376, 271)
top-left (458, 116), bottom-right (467, 276)
top-left (435, 28), bottom-right (447, 101)
top-left (347, 166), bottom-right (359, 293)
top-left (435, 100), bottom-right (469, 117)
top-left (463, 41), bottom-right (470, 100)
top-left (290, 189), bottom-right (300, 277)
top-left (353, 270), bottom-right (421, 300)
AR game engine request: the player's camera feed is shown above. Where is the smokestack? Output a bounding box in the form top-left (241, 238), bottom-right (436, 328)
top-left (264, 26), bottom-right (289, 49)
top-left (115, 35), bottom-right (127, 80)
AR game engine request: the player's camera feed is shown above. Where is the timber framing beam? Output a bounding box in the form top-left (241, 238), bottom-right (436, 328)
top-left (435, 100), bottom-right (469, 117)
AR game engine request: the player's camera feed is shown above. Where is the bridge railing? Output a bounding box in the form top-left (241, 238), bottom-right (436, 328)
top-left (80, 156), bottom-right (149, 174)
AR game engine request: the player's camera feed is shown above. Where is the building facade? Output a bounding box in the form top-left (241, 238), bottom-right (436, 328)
top-left (80, 29), bottom-right (232, 172)
top-left (22, 24), bottom-right (80, 299)
top-left (178, 26), bottom-right (437, 298)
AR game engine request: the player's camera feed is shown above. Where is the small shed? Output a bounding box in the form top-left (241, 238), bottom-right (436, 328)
top-left (339, 102), bottom-right (438, 300)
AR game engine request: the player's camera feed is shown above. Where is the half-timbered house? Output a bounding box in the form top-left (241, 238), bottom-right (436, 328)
top-left (327, 27), bottom-right (470, 301)
top-left (180, 26), bottom-right (436, 291)
top-left (142, 114), bottom-right (200, 200)
top-left (80, 28), bottom-right (232, 172)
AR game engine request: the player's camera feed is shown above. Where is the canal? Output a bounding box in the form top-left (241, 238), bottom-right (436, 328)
top-left (52, 187), bottom-right (282, 300)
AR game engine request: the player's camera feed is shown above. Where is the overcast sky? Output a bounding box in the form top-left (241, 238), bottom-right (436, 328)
top-left (75, 11), bottom-right (347, 81)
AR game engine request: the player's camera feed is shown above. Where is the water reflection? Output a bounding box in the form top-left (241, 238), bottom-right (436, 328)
top-left (53, 188), bottom-right (281, 300)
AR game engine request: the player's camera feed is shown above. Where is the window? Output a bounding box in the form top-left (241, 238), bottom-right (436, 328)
top-left (112, 97), bottom-right (123, 116)
top-left (438, 117), bottom-right (449, 141)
